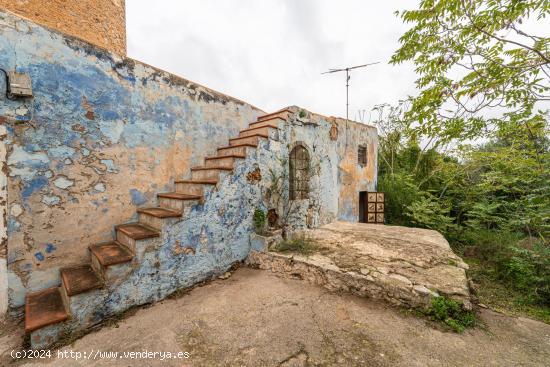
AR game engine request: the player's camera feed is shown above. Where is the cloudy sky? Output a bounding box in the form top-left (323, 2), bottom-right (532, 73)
top-left (127, 0), bottom-right (416, 121)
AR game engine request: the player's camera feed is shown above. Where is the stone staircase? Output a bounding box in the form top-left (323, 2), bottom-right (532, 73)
top-left (24, 109), bottom-right (293, 349)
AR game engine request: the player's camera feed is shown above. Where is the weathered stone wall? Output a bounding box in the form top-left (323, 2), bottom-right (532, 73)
top-left (0, 10), bottom-right (262, 310)
top-left (0, 9), bottom-right (377, 316)
top-left (28, 114), bottom-right (377, 348)
top-left (253, 108), bottom-right (377, 230)
top-left (334, 118), bottom-right (378, 221)
top-left (0, 124), bottom-right (7, 317)
top-left (0, 0), bottom-right (126, 55)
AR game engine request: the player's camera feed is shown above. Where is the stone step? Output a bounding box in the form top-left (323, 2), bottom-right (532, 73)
top-left (229, 134), bottom-right (266, 147)
top-left (137, 207), bottom-right (182, 230)
top-left (174, 180), bottom-right (217, 195)
top-left (60, 264), bottom-right (103, 297)
top-left (204, 155), bottom-right (245, 168)
top-left (191, 166), bottom-right (233, 181)
top-left (248, 116), bottom-right (285, 129)
top-left (25, 287), bottom-right (68, 332)
top-left (238, 125), bottom-right (277, 138)
top-left (157, 192), bottom-right (202, 211)
top-left (217, 144), bottom-right (257, 157)
top-left (257, 108), bottom-right (293, 122)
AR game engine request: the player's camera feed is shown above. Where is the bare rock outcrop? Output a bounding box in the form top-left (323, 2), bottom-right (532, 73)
top-left (247, 221), bottom-right (471, 309)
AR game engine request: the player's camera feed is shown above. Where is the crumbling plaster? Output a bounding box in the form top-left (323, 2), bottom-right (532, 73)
top-left (0, 9), bottom-right (377, 319)
top-left (29, 114), bottom-right (378, 348)
top-left (0, 10), bottom-right (262, 309)
top-left (255, 108), bottom-right (378, 229)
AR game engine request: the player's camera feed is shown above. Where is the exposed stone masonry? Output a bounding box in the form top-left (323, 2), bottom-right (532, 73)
top-left (0, 0), bottom-right (126, 54)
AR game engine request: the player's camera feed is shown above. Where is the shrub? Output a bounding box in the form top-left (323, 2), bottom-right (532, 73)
top-left (457, 229), bottom-right (550, 306)
top-left (253, 209), bottom-right (267, 235)
top-left (427, 296), bottom-right (475, 333)
top-left (406, 193), bottom-right (455, 233)
top-left (377, 173), bottom-right (421, 226)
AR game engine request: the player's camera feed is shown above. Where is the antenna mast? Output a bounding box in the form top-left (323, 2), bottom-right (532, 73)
top-left (322, 62), bottom-right (379, 121)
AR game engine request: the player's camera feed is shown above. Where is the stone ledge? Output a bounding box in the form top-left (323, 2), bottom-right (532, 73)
top-left (246, 222), bottom-right (471, 310)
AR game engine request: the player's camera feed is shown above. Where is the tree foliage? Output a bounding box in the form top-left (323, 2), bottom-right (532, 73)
top-left (375, 101), bottom-right (550, 306)
top-left (377, 0), bottom-right (550, 311)
top-left (391, 0), bottom-right (550, 143)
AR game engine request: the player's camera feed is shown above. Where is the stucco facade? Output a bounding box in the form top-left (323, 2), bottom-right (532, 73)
top-left (0, 9), bottom-right (262, 313)
top-left (0, 9), bottom-right (377, 345)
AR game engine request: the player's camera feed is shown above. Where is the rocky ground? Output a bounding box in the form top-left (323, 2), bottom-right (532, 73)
top-left (250, 222), bottom-right (471, 309)
top-left (1, 267), bottom-right (549, 366)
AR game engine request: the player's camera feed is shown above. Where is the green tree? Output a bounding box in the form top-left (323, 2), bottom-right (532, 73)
top-left (391, 0), bottom-right (550, 143)
top-left (377, 0), bottom-right (550, 316)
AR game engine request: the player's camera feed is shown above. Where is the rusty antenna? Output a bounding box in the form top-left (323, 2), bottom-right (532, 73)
top-left (322, 62), bottom-right (379, 121)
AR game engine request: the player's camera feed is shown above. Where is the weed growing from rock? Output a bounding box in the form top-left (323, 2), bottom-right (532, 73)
top-left (427, 296), bottom-right (476, 333)
top-left (273, 235), bottom-right (320, 256)
top-left (253, 208), bottom-right (268, 235)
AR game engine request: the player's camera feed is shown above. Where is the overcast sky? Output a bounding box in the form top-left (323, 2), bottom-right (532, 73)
top-left (126, 1), bottom-right (418, 121)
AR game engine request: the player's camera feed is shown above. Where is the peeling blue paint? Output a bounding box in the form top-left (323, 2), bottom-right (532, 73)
top-left (0, 10), bottom-right (379, 346)
top-left (129, 189), bottom-right (147, 206)
top-left (21, 176), bottom-right (48, 199)
top-left (45, 243), bottom-right (57, 253)
top-left (49, 146), bottom-right (76, 160)
top-left (7, 216), bottom-right (21, 234)
top-left (100, 159), bottom-right (117, 173)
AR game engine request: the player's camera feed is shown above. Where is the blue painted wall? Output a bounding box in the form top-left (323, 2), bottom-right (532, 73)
top-left (0, 10), bottom-right (378, 319)
top-left (0, 10), bottom-right (263, 308)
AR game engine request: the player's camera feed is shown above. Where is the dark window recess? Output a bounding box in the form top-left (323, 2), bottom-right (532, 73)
top-left (289, 144), bottom-right (310, 200)
top-left (358, 145), bottom-right (367, 166)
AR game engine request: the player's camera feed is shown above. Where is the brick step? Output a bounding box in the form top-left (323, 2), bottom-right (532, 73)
top-left (257, 108), bottom-right (293, 122)
top-left (60, 265), bottom-right (103, 297)
top-left (238, 125), bottom-right (277, 138)
top-left (116, 223), bottom-right (160, 252)
top-left (217, 143), bottom-right (257, 157)
top-left (25, 287), bottom-right (68, 332)
top-left (89, 240), bottom-right (133, 267)
top-left (204, 154), bottom-right (245, 168)
top-left (191, 166), bottom-right (233, 181)
top-left (248, 116), bottom-right (285, 129)
top-left (137, 207), bottom-right (182, 230)
top-left (89, 241), bottom-right (134, 283)
top-left (116, 223), bottom-right (159, 240)
top-left (229, 134), bottom-right (267, 147)
top-left (174, 180), bottom-right (217, 195)
top-left (157, 192), bottom-right (202, 211)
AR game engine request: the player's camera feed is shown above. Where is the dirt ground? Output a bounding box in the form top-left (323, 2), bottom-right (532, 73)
top-left (2, 267), bottom-right (549, 366)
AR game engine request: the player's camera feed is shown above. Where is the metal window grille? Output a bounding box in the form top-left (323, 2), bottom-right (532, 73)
top-left (358, 145), bottom-right (367, 166)
top-left (289, 145), bottom-right (310, 200)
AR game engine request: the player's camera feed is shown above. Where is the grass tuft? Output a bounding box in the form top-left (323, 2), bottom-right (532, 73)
top-left (272, 235), bottom-right (320, 255)
top-left (426, 296), bottom-right (476, 333)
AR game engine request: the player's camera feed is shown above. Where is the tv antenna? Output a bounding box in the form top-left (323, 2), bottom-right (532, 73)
top-left (322, 62), bottom-right (379, 121)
